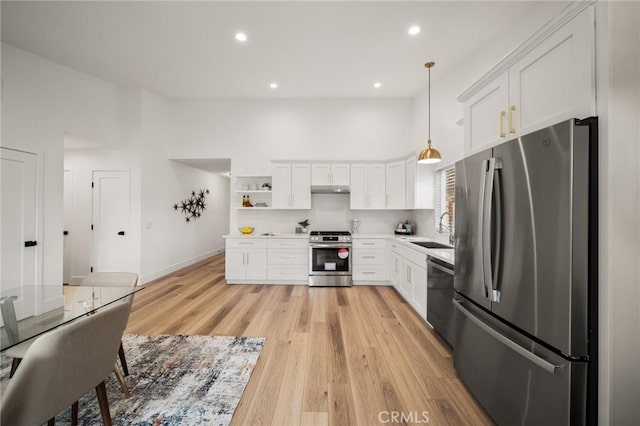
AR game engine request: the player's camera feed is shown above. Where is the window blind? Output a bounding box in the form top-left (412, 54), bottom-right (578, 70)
top-left (434, 166), bottom-right (455, 235)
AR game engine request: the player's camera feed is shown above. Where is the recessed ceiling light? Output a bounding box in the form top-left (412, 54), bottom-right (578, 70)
top-left (373, 82), bottom-right (382, 89)
top-left (235, 32), bottom-right (247, 42)
top-left (270, 82), bottom-right (278, 89)
top-left (408, 26), bottom-right (421, 36)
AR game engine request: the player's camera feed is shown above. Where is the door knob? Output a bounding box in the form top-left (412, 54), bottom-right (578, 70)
top-left (117, 231), bottom-right (125, 236)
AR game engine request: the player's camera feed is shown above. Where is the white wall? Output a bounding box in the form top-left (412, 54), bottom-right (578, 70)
top-left (139, 91), bottom-right (229, 283)
top-left (596, 2), bottom-right (640, 424)
top-left (170, 98), bottom-right (414, 174)
top-left (1, 43), bottom-right (124, 286)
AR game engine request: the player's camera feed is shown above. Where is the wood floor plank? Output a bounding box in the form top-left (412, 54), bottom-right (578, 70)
top-left (126, 253), bottom-right (493, 426)
top-left (301, 322), bottom-right (329, 412)
top-left (271, 332), bottom-right (309, 426)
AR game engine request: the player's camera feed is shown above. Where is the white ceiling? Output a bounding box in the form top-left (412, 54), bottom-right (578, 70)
top-left (1, 1), bottom-right (568, 99)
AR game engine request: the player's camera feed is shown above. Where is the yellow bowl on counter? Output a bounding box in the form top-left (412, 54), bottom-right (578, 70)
top-left (239, 226), bottom-right (255, 235)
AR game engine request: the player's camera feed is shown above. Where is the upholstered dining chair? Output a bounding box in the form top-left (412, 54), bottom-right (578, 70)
top-left (0, 300), bottom-right (130, 426)
top-left (78, 272), bottom-right (139, 377)
top-left (5, 272), bottom-right (139, 397)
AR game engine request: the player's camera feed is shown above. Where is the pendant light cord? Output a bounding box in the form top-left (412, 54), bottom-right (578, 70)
top-left (428, 65), bottom-right (431, 142)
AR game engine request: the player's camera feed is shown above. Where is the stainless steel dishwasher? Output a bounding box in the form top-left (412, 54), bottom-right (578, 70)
top-left (427, 256), bottom-right (455, 347)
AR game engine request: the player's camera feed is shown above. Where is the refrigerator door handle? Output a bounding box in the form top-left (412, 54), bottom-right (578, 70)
top-left (482, 157), bottom-right (500, 302)
top-left (478, 159), bottom-right (490, 299)
top-left (491, 158), bottom-right (503, 303)
top-left (454, 299), bottom-right (562, 374)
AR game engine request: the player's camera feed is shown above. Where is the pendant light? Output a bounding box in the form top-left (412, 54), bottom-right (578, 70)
top-left (417, 61), bottom-right (442, 164)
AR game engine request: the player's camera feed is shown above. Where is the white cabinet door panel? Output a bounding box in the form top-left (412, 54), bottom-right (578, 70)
top-left (225, 249), bottom-right (247, 280)
top-left (311, 164), bottom-right (331, 186)
top-left (385, 160), bottom-right (406, 209)
top-left (464, 72), bottom-right (509, 154)
top-left (509, 7), bottom-right (595, 136)
top-left (290, 164), bottom-right (311, 209)
top-left (368, 164), bottom-right (386, 210)
top-left (244, 249), bottom-right (267, 280)
top-left (330, 164), bottom-right (350, 186)
top-left (271, 163), bottom-right (291, 208)
top-left (349, 164), bottom-right (368, 209)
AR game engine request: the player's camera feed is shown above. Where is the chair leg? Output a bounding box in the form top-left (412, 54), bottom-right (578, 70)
top-left (9, 358), bottom-right (21, 378)
top-left (71, 401), bottom-right (79, 426)
top-left (95, 381), bottom-right (112, 426)
top-left (118, 341), bottom-right (129, 376)
top-left (114, 362), bottom-right (131, 398)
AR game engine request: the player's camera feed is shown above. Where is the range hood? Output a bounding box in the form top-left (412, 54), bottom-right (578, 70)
top-left (310, 185), bottom-right (350, 194)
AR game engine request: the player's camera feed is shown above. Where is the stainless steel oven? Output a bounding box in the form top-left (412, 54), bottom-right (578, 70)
top-left (309, 231), bottom-right (352, 287)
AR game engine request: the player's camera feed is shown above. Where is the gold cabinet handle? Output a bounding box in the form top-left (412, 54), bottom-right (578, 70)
top-left (509, 105), bottom-right (516, 134)
top-left (499, 111), bottom-right (506, 138)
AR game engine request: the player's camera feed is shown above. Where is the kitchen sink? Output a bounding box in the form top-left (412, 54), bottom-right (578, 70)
top-left (411, 241), bottom-right (452, 249)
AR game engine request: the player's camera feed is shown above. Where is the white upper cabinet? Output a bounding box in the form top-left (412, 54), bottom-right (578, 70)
top-left (459, 5), bottom-right (596, 154)
top-left (385, 160), bottom-right (406, 209)
top-left (405, 155), bottom-right (435, 210)
top-left (463, 73), bottom-right (510, 153)
top-left (311, 163), bottom-right (350, 186)
top-left (272, 162), bottom-right (311, 209)
top-left (405, 156), bottom-right (417, 209)
top-left (350, 163), bottom-right (386, 210)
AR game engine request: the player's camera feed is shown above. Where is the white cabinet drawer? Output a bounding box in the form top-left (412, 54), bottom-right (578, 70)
top-left (268, 250), bottom-right (308, 265)
top-left (353, 239), bottom-right (386, 249)
top-left (267, 239), bottom-right (309, 249)
top-left (396, 244), bottom-right (427, 267)
top-left (353, 265), bottom-right (387, 281)
top-left (353, 249), bottom-right (386, 265)
top-left (267, 265), bottom-right (309, 281)
top-left (226, 238), bottom-right (268, 249)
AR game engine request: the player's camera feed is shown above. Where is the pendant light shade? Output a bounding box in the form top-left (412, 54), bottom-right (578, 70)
top-left (417, 62), bottom-right (442, 164)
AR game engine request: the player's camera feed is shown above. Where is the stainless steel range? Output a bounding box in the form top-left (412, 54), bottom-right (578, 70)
top-left (309, 231), bottom-right (352, 287)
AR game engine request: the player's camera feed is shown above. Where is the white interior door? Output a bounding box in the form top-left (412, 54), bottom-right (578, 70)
top-left (1, 148), bottom-right (37, 320)
top-left (63, 170), bottom-right (73, 284)
top-left (92, 170), bottom-right (130, 272)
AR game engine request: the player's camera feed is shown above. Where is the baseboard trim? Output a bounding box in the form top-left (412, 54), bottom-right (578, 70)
top-left (141, 247), bottom-right (225, 284)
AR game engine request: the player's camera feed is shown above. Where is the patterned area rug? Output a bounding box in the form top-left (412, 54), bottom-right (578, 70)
top-left (42, 334), bottom-right (264, 425)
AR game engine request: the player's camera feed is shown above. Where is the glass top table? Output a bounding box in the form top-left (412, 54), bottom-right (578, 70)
top-left (0, 285), bottom-right (143, 352)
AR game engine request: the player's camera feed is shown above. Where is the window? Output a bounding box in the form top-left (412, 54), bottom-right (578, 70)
top-left (434, 166), bottom-right (455, 235)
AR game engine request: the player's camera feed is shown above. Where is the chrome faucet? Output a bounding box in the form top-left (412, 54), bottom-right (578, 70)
top-left (438, 211), bottom-right (455, 246)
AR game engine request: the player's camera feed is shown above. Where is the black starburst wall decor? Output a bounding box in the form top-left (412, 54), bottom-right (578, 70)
top-left (173, 189), bottom-right (210, 223)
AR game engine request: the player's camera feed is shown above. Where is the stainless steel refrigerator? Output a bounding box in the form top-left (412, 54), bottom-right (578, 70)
top-left (453, 118), bottom-right (598, 425)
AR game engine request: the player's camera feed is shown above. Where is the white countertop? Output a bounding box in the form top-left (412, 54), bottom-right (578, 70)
top-left (224, 232), bottom-right (454, 265)
top-left (389, 236), bottom-right (455, 266)
top-left (223, 233), bottom-right (309, 239)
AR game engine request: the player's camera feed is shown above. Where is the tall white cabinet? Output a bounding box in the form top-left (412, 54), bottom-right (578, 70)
top-left (385, 160), bottom-right (406, 209)
top-left (350, 163), bottom-right (386, 210)
top-left (459, 5), bottom-right (596, 154)
top-left (272, 162), bottom-right (311, 209)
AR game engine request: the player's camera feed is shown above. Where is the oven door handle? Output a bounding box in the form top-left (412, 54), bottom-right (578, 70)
top-left (309, 244), bottom-right (352, 248)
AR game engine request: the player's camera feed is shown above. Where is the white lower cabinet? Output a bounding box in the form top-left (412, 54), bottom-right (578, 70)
top-left (267, 239), bottom-right (308, 282)
top-left (389, 242), bottom-right (428, 320)
top-left (353, 239), bottom-right (387, 283)
top-left (225, 239), bottom-right (268, 282)
top-left (227, 238), bottom-right (309, 284)
top-left (405, 259), bottom-right (427, 319)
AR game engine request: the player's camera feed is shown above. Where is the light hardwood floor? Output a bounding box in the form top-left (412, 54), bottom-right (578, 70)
top-left (126, 253), bottom-right (492, 426)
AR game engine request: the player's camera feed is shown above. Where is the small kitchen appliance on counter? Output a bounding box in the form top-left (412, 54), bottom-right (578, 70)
top-left (394, 221), bottom-right (414, 235)
top-left (309, 231), bottom-right (352, 287)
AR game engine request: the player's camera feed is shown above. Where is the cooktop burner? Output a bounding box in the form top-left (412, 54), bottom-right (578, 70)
top-left (309, 231), bottom-right (352, 243)
top-left (309, 231), bottom-right (351, 236)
